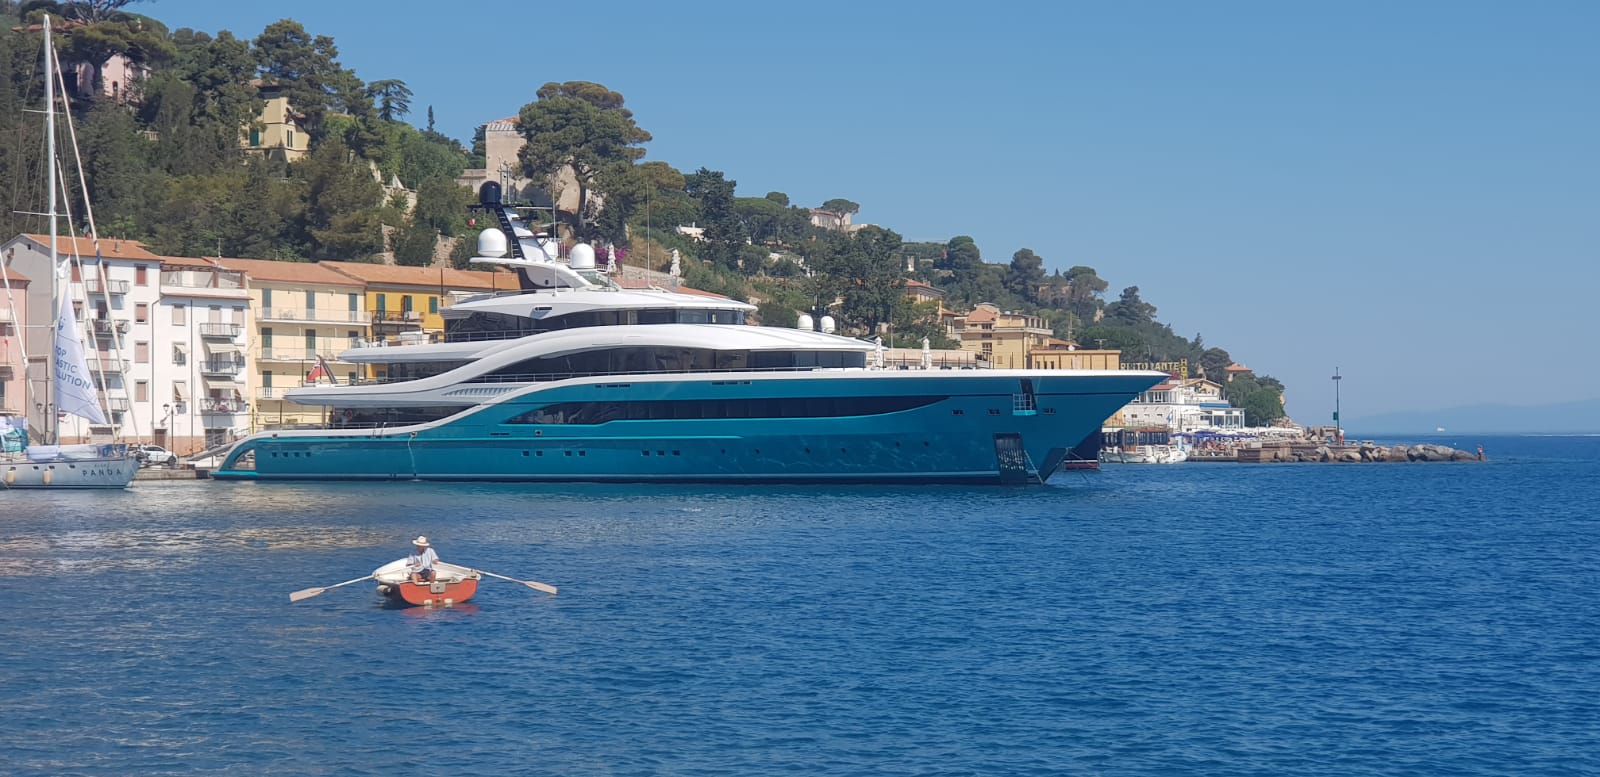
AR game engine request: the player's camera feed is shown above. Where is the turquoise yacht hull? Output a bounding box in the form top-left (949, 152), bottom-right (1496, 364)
top-left (214, 370), bottom-right (1161, 485)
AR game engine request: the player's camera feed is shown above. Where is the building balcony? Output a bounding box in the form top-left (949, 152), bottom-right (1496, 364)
top-left (105, 396), bottom-right (131, 412)
top-left (85, 278), bottom-right (131, 295)
top-left (89, 357), bottom-right (131, 373)
top-left (371, 310), bottom-right (425, 329)
top-left (198, 322), bottom-right (242, 339)
top-left (258, 346), bottom-right (354, 363)
top-left (256, 386), bottom-right (297, 401)
top-left (91, 318), bottom-right (131, 335)
top-left (258, 307), bottom-right (366, 324)
top-left (0, 306), bottom-right (16, 323)
top-left (160, 268), bottom-right (248, 300)
top-left (200, 397), bottom-right (248, 415)
top-left (257, 346), bottom-right (302, 362)
top-left (200, 358), bottom-right (246, 376)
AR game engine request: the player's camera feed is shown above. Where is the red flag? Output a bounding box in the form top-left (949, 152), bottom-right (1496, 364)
top-left (306, 359), bottom-right (328, 384)
top-left (314, 354), bottom-right (339, 386)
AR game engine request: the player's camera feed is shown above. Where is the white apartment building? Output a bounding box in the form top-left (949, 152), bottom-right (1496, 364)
top-left (157, 258), bottom-right (251, 453)
top-left (1, 234), bottom-right (166, 444)
top-left (1121, 378), bottom-right (1246, 432)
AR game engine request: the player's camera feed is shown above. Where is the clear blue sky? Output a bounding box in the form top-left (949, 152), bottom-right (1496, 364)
top-left (140, 0), bottom-right (1598, 421)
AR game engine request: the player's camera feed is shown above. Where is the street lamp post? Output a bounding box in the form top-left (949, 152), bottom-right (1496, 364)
top-left (1331, 368), bottom-right (1343, 444)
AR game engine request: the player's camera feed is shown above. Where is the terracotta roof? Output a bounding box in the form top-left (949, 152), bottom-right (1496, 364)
top-left (159, 256), bottom-right (221, 269)
top-left (672, 285), bottom-right (731, 299)
top-left (318, 260), bottom-right (510, 291)
top-left (904, 279), bottom-right (934, 289)
top-left (17, 234), bottom-right (162, 262)
top-left (214, 257), bottom-right (364, 287)
top-left (0, 265), bottom-right (30, 283)
top-left (964, 307), bottom-right (996, 323)
top-left (1225, 363), bottom-right (1253, 372)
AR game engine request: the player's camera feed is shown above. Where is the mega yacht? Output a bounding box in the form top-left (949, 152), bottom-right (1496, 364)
top-left (214, 185), bottom-right (1164, 484)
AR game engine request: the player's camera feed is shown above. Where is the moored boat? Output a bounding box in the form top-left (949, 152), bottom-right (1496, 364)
top-left (372, 559), bottom-right (481, 607)
top-left (0, 17), bottom-right (137, 490)
top-left (212, 184), bottom-right (1167, 485)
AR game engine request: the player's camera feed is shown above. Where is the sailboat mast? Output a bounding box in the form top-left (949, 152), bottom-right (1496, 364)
top-left (44, 15), bottom-right (58, 445)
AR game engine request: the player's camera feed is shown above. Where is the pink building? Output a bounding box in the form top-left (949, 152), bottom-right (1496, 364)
top-left (11, 21), bottom-right (149, 103)
top-left (0, 267), bottom-right (29, 419)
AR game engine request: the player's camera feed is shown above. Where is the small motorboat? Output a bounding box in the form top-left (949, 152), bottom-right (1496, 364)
top-left (372, 559), bottom-right (482, 607)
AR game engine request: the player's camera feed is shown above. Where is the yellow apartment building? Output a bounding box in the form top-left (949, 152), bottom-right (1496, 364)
top-left (318, 262), bottom-right (513, 380)
top-left (949, 303), bottom-right (1053, 369)
top-left (216, 258), bottom-right (368, 431)
top-left (1028, 342), bottom-right (1122, 371)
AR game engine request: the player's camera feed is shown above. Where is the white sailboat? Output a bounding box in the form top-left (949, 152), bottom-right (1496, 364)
top-left (0, 16), bottom-right (137, 489)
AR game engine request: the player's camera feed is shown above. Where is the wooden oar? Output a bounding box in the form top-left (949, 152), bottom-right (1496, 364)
top-left (476, 570), bottom-right (558, 596)
top-left (289, 574), bottom-right (375, 603)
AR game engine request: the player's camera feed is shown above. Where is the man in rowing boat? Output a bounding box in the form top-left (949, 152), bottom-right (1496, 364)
top-left (407, 535), bottom-right (440, 584)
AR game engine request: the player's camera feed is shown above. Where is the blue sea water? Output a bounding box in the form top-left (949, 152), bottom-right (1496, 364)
top-left (2, 434), bottom-right (1597, 776)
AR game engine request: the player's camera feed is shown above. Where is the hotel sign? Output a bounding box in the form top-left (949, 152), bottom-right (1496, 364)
top-left (1122, 359), bottom-right (1188, 378)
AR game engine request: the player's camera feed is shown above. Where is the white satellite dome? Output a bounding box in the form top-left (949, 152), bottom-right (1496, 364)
top-left (796, 313), bottom-right (814, 331)
top-left (820, 315), bottom-right (836, 334)
top-left (569, 243), bottom-right (596, 270)
top-left (477, 228), bottom-right (508, 258)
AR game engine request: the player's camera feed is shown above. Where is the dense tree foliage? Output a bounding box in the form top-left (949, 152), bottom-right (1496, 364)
top-left (0, 3), bottom-right (1287, 415)
top-left (516, 80), bottom-right (650, 242)
top-left (684, 168), bottom-right (742, 272)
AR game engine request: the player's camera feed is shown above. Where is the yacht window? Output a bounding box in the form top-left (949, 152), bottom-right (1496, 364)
top-left (385, 361), bottom-right (470, 381)
top-left (506, 395), bottom-right (944, 424)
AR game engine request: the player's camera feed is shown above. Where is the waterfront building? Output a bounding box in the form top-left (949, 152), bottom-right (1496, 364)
top-left (0, 268), bottom-right (29, 420)
top-left (157, 258), bottom-right (251, 453)
top-left (1120, 377), bottom-right (1245, 432)
top-left (214, 257), bottom-right (369, 432)
top-left (2, 234), bottom-right (166, 443)
top-left (320, 261), bottom-right (510, 339)
top-left (948, 303), bottom-right (1054, 369)
top-left (317, 262), bottom-right (511, 379)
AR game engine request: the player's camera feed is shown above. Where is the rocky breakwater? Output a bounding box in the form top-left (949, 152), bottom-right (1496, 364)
top-left (1239, 441), bottom-right (1482, 463)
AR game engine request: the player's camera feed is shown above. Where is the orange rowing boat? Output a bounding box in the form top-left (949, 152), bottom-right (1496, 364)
top-left (372, 559), bottom-right (482, 607)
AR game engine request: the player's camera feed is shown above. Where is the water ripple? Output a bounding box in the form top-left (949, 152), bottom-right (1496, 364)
top-left (1, 436), bottom-right (1598, 774)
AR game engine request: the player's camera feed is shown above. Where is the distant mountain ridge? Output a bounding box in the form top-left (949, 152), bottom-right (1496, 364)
top-left (1346, 398), bottom-right (1600, 435)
